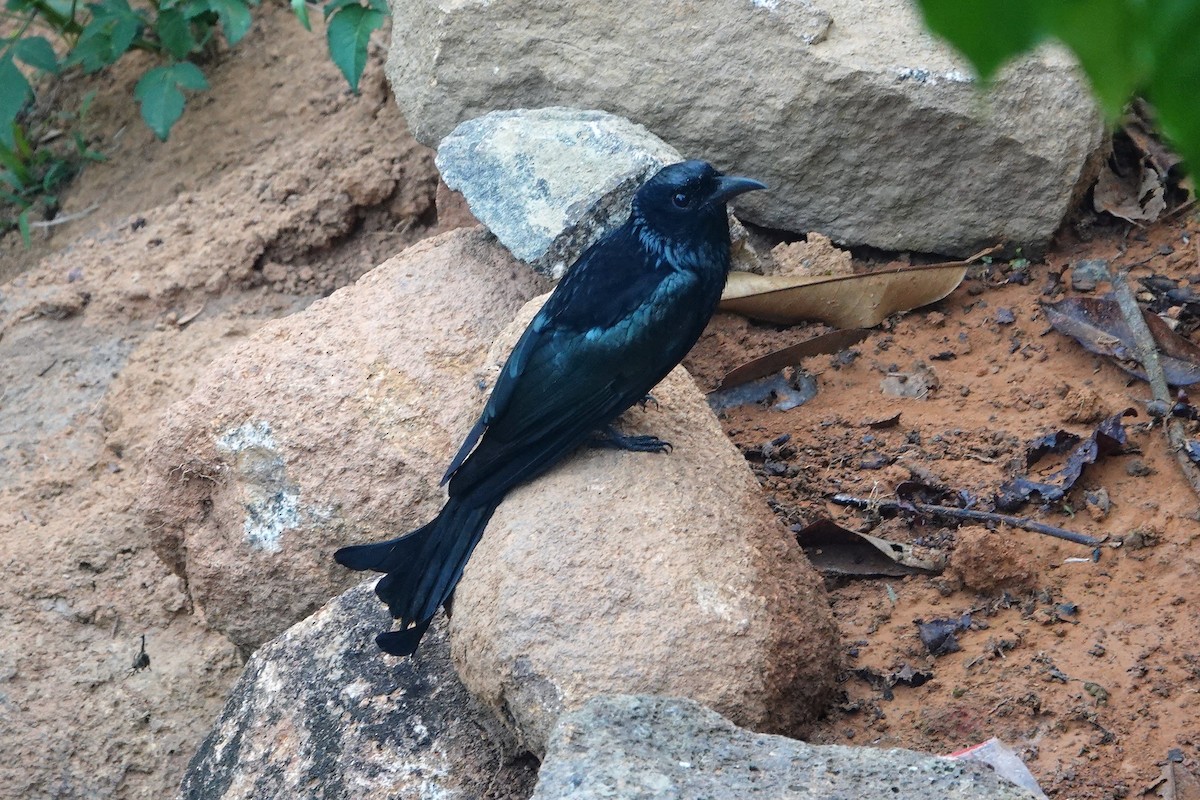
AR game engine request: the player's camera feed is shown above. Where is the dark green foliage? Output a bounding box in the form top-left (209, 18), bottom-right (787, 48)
top-left (324, 0), bottom-right (386, 91)
top-left (135, 61), bottom-right (209, 140)
top-left (0, 0), bottom-right (389, 236)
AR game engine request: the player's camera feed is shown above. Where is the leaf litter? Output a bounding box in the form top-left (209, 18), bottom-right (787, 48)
top-left (995, 409), bottom-right (1137, 512)
top-left (1043, 297), bottom-right (1200, 386)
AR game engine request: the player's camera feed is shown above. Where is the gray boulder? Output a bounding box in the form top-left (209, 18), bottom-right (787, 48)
top-left (531, 695), bottom-right (1040, 800)
top-left (450, 298), bottom-right (841, 757)
top-left (387, 0), bottom-right (1104, 256)
top-left (180, 581), bottom-right (538, 800)
top-left (435, 108), bottom-right (761, 278)
top-left (436, 108), bottom-right (681, 278)
top-left (140, 228), bottom-right (548, 651)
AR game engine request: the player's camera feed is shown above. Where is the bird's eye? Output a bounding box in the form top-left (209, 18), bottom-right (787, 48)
top-left (672, 191), bottom-right (691, 208)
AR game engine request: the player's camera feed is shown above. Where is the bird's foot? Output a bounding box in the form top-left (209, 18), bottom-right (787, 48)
top-left (590, 425), bottom-right (672, 453)
top-left (637, 393), bottom-right (660, 411)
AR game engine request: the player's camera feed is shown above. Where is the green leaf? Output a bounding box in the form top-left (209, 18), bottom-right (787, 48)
top-left (17, 207), bottom-right (30, 246)
top-left (156, 8), bottom-right (198, 59)
top-left (66, 28), bottom-right (114, 73)
top-left (67, 0), bottom-right (146, 73)
top-left (0, 141), bottom-right (29, 179)
top-left (110, 12), bottom-right (142, 56)
top-left (291, 0), bottom-right (311, 31)
top-left (325, 3), bottom-right (383, 92)
top-left (914, 0), bottom-right (1045, 81)
top-left (134, 62), bottom-right (209, 140)
top-left (42, 158), bottom-right (72, 191)
top-left (0, 54), bottom-right (32, 149)
top-left (204, 0), bottom-right (253, 45)
top-left (14, 36), bottom-right (60, 74)
top-left (322, 0), bottom-right (358, 17)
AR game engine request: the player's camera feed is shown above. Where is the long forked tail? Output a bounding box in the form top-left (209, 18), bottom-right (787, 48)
top-left (334, 497), bottom-right (500, 656)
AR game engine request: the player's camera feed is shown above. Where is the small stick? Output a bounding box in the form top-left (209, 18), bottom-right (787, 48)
top-left (830, 494), bottom-right (1104, 547)
top-left (27, 204), bottom-right (101, 229)
top-left (1110, 269), bottom-right (1200, 503)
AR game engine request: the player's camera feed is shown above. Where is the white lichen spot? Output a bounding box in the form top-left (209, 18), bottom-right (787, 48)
top-left (216, 420), bottom-right (301, 554)
top-left (341, 679), bottom-right (372, 701)
top-left (411, 718), bottom-right (430, 740)
top-left (751, 0), bottom-right (780, 10)
top-left (693, 581), bottom-right (752, 634)
top-left (894, 67), bottom-right (974, 85)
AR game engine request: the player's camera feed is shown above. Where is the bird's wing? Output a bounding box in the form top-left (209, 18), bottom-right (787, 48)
top-left (440, 309), bottom-right (548, 484)
top-left (443, 228), bottom-right (679, 493)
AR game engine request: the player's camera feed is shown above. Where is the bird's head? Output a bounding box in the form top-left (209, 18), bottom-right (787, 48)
top-left (631, 160), bottom-right (766, 248)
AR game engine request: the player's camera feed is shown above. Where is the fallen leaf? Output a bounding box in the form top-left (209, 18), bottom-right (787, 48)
top-left (916, 614), bottom-right (972, 656)
top-left (1043, 297), bottom-right (1200, 386)
top-left (865, 412), bottom-right (902, 429)
top-left (1150, 760), bottom-right (1200, 800)
top-left (996, 409), bottom-right (1136, 512)
top-left (718, 328), bottom-right (870, 389)
top-left (719, 252), bottom-right (986, 327)
top-left (1124, 101), bottom-right (1184, 178)
top-left (794, 519), bottom-right (945, 578)
top-left (851, 664), bottom-right (933, 701)
top-left (1094, 158), bottom-right (1167, 223)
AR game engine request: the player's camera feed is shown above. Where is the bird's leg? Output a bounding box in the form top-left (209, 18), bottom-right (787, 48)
top-left (637, 393), bottom-right (659, 410)
top-left (590, 424), bottom-right (672, 453)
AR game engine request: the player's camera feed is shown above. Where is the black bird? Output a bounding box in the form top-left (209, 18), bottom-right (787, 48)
top-left (334, 160), bottom-right (766, 656)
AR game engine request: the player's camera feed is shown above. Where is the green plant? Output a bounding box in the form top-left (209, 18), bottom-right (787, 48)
top-left (916, 0), bottom-right (1200, 174)
top-left (0, 0), bottom-right (388, 239)
top-left (2, 0), bottom-right (387, 142)
top-left (0, 89), bottom-right (105, 241)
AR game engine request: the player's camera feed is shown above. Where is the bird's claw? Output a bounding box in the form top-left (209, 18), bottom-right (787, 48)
top-left (637, 393), bottom-right (660, 411)
top-left (590, 425), bottom-right (672, 453)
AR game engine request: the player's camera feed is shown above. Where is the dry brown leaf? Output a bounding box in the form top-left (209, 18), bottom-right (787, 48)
top-left (1149, 761), bottom-right (1200, 800)
top-left (719, 260), bottom-right (977, 327)
top-left (1042, 297), bottom-right (1200, 386)
top-left (718, 328), bottom-right (870, 389)
top-left (795, 519), bottom-right (945, 577)
top-left (1094, 159), bottom-right (1167, 223)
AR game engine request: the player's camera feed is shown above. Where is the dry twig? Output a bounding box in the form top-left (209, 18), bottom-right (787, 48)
top-left (830, 494), bottom-right (1104, 547)
top-left (1110, 268), bottom-right (1200, 505)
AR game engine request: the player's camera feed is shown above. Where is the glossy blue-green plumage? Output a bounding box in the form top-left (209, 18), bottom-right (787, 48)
top-left (334, 160), bottom-right (765, 656)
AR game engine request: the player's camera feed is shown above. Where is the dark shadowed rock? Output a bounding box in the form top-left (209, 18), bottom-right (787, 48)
top-left (531, 695), bottom-right (1040, 800)
top-left (180, 581), bottom-right (538, 800)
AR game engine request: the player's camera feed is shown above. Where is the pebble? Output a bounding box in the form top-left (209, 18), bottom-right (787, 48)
top-left (1070, 258), bottom-right (1110, 292)
top-left (1125, 459), bottom-right (1154, 477)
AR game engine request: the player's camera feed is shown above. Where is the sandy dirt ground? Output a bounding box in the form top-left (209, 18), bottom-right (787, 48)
top-left (1, 4), bottom-right (1198, 797)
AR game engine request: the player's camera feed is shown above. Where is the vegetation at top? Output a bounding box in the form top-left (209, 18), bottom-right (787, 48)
top-left (0, 0), bottom-right (386, 238)
top-left (916, 0), bottom-right (1200, 175)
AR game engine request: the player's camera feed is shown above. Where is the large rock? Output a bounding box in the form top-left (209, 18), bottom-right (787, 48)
top-left (180, 581), bottom-right (538, 800)
top-left (449, 298), bottom-right (841, 757)
top-left (532, 695), bottom-right (1040, 800)
top-left (436, 108), bottom-right (760, 278)
top-left (386, 0), bottom-right (1104, 256)
top-left (140, 228), bottom-right (548, 651)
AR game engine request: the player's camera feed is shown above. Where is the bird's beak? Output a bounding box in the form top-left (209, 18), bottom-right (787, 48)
top-left (712, 175), bottom-right (767, 204)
